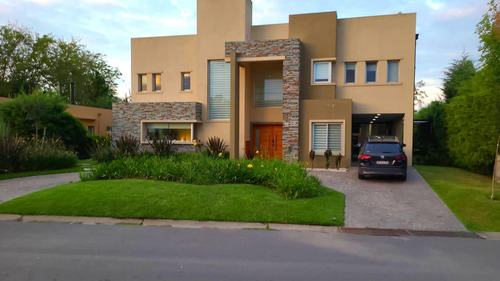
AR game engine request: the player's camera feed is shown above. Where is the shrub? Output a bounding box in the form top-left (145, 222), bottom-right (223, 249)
top-left (81, 153), bottom-right (327, 199)
top-left (0, 121), bottom-right (23, 173)
top-left (90, 145), bottom-right (118, 163)
top-left (115, 135), bottom-right (140, 157)
top-left (206, 136), bottom-right (228, 157)
top-left (0, 92), bottom-right (89, 158)
top-left (20, 137), bottom-right (78, 171)
top-left (147, 135), bottom-right (174, 157)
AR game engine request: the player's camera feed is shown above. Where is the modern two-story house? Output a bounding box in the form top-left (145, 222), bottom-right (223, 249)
top-left (113, 0), bottom-right (416, 168)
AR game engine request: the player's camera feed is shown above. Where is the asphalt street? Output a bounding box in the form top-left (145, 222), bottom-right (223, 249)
top-left (1, 221), bottom-right (499, 280)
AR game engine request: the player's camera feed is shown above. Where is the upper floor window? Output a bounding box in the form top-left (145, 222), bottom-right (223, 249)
top-left (387, 60), bottom-right (399, 82)
top-left (208, 60), bottom-right (230, 120)
top-left (366, 62), bottom-right (377, 83)
top-left (138, 74), bottom-right (147, 92)
top-left (153, 74), bottom-right (161, 91)
top-left (254, 72), bottom-right (283, 107)
top-left (345, 62), bottom-right (356, 84)
top-left (182, 72), bottom-right (191, 91)
top-left (313, 61), bottom-right (332, 84)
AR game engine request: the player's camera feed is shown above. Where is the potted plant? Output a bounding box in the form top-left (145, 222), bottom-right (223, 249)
top-left (309, 149), bottom-right (315, 169)
top-left (334, 153), bottom-right (343, 170)
top-left (324, 149), bottom-right (332, 170)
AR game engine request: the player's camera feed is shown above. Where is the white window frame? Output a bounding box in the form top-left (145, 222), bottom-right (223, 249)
top-left (344, 62), bottom-right (356, 84)
top-left (140, 120), bottom-right (196, 144)
top-left (311, 58), bottom-right (336, 85)
top-left (309, 120), bottom-right (345, 156)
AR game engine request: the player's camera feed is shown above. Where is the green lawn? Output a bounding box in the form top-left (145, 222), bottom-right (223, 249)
top-left (0, 159), bottom-right (96, 181)
top-left (416, 165), bottom-right (500, 232)
top-left (0, 179), bottom-right (345, 226)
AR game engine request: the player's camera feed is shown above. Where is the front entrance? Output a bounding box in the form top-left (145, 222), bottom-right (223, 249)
top-left (252, 124), bottom-right (282, 159)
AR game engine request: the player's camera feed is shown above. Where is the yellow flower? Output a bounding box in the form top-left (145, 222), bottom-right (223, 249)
top-left (260, 164), bottom-right (264, 168)
top-left (218, 152), bottom-right (223, 157)
top-left (256, 150), bottom-right (259, 154)
top-left (274, 168), bottom-right (278, 172)
top-left (305, 161), bottom-right (309, 166)
top-left (237, 164), bottom-right (240, 167)
top-left (247, 164), bottom-right (253, 168)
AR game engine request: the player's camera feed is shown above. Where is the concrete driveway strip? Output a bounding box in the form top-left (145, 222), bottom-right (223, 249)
top-left (312, 167), bottom-right (466, 231)
top-left (0, 173), bottom-right (80, 203)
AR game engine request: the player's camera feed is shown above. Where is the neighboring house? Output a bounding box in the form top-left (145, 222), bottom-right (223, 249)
top-left (0, 97), bottom-right (112, 136)
top-left (65, 105), bottom-right (112, 136)
top-left (113, 0), bottom-right (416, 167)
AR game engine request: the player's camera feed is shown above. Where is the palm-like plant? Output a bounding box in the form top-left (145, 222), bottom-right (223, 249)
top-left (206, 136), bottom-right (228, 157)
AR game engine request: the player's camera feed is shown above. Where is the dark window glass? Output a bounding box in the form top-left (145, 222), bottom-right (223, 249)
top-left (345, 63), bottom-right (356, 83)
top-left (363, 143), bottom-right (402, 154)
top-left (366, 62), bottom-right (377, 83)
top-left (182, 72), bottom-right (191, 91)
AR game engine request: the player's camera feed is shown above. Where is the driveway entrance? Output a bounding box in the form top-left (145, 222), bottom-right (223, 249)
top-left (311, 168), bottom-right (466, 231)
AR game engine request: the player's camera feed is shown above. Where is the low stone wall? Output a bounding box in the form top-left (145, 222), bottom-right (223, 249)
top-left (112, 102), bottom-right (202, 141)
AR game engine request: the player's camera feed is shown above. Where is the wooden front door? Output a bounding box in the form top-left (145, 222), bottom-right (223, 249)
top-left (252, 125), bottom-right (283, 159)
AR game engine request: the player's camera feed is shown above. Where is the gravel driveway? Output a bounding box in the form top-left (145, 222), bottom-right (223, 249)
top-left (311, 167), bottom-right (466, 231)
top-left (0, 173), bottom-right (80, 204)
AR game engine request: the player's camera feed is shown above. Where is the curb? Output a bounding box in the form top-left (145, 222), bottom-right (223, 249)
top-left (0, 214), bottom-right (494, 239)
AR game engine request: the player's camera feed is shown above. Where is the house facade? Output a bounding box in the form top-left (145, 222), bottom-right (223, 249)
top-left (113, 0), bottom-right (416, 167)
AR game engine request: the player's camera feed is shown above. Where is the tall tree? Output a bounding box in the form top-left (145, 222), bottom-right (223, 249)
top-left (442, 54), bottom-right (476, 102)
top-left (446, 1), bottom-right (500, 175)
top-left (414, 80), bottom-right (428, 111)
top-left (0, 23), bottom-right (121, 109)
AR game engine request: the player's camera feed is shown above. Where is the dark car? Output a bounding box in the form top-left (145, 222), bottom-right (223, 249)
top-left (358, 136), bottom-right (407, 181)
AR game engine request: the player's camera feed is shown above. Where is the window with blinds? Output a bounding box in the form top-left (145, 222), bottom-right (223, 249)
top-left (254, 72), bottom-right (283, 107)
top-left (312, 123), bottom-right (343, 153)
top-left (209, 61), bottom-right (230, 119)
top-left (313, 61), bottom-right (332, 83)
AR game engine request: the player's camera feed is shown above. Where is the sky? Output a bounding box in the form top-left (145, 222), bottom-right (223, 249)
top-left (0, 0), bottom-right (490, 107)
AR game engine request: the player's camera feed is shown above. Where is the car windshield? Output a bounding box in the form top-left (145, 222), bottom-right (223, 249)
top-left (364, 143), bottom-right (402, 154)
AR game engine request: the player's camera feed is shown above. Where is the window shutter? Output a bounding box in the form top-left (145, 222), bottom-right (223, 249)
top-left (209, 61), bottom-right (230, 119)
top-left (328, 123), bottom-right (342, 153)
top-left (314, 62), bottom-right (331, 83)
top-left (313, 124), bottom-right (328, 152)
top-left (255, 73), bottom-right (283, 107)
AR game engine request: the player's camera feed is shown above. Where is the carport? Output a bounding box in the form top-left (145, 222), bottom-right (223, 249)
top-left (351, 114), bottom-right (405, 160)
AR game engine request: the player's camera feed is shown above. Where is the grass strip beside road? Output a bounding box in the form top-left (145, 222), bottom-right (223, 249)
top-left (0, 179), bottom-right (345, 226)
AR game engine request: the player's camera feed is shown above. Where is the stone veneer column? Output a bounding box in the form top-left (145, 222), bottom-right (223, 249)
top-left (225, 39), bottom-right (301, 162)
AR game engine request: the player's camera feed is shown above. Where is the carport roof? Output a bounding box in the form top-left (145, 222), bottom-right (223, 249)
top-left (353, 114), bottom-right (404, 123)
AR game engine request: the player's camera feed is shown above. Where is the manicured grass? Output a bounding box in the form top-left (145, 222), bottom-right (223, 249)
top-left (0, 179), bottom-right (345, 226)
top-left (0, 159), bottom-right (96, 181)
top-left (416, 165), bottom-right (500, 232)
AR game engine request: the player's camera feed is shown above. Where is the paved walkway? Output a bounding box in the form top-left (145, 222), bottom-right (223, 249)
top-left (0, 173), bottom-right (80, 203)
top-left (311, 167), bottom-right (466, 231)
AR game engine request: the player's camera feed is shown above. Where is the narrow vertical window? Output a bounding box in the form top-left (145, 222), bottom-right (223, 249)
top-left (313, 61), bottom-right (332, 83)
top-left (182, 72), bottom-right (191, 91)
top-left (139, 74), bottom-right (147, 92)
top-left (208, 61), bottom-right (230, 120)
top-left (366, 62), bottom-right (377, 83)
top-left (345, 63), bottom-right (356, 84)
top-left (153, 74), bottom-right (161, 91)
top-left (387, 60), bottom-right (399, 82)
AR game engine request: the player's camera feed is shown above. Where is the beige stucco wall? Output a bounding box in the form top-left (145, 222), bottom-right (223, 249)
top-left (300, 99), bottom-right (352, 168)
top-left (251, 24), bottom-right (289, 41)
top-left (335, 13), bottom-right (416, 165)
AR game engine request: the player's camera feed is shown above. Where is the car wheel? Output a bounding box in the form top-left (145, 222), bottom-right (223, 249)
top-left (400, 175), bottom-right (407, 181)
top-left (358, 173), bottom-right (365, 179)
